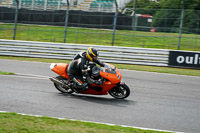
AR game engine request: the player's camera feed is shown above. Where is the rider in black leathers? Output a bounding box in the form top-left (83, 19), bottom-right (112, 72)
top-left (67, 47), bottom-right (104, 92)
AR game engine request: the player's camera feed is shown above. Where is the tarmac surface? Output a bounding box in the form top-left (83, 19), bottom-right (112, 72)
top-left (1, 59), bottom-right (200, 133)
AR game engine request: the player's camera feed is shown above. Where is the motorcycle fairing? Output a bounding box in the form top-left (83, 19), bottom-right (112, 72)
top-left (50, 63), bottom-right (70, 79)
top-left (100, 64), bottom-right (122, 84)
top-left (80, 81), bottom-right (116, 95)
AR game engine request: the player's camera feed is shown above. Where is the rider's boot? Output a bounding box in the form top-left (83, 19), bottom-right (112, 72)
top-left (73, 77), bottom-right (88, 92)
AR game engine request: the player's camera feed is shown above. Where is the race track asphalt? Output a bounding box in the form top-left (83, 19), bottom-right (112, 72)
top-left (0, 59), bottom-right (200, 133)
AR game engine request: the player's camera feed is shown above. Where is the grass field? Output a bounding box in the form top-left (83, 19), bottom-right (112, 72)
top-left (0, 23), bottom-right (200, 51)
top-left (0, 112), bottom-right (172, 133)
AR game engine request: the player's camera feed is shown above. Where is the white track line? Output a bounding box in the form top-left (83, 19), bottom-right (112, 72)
top-left (15, 73), bottom-right (50, 78)
top-left (0, 73), bottom-right (49, 80)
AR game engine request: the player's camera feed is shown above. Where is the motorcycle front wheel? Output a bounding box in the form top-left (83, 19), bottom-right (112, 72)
top-left (54, 76), bottom-right (74, 94)
top-left (109, 83), bottom-right (130, 99)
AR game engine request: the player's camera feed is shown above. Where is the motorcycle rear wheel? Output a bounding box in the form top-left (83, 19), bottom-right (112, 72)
top-left (54, 76), bottom-right (74, 94)
top-left (109, 83), bottom-right (130, 99)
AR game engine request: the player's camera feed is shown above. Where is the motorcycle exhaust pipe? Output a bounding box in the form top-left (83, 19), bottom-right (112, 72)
top-left (49, 77), bottom-right (69, 88)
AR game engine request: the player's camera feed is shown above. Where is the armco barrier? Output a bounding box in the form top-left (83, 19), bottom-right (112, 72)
top-left (0, 39), bottom-right (169, 66)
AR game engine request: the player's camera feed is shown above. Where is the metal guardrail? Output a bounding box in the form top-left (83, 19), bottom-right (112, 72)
top-left (0, 39), bottom-right (169, 66)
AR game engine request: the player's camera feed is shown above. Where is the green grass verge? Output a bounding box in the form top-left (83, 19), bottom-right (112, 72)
top-left (0, 23), bottom-right (200, 51)
top-left (0, 112), bottom-right (172, 133)
top-left (0, 71), bottom-right (15, 75)
top-left (1, 56), bottom-right (200, 77)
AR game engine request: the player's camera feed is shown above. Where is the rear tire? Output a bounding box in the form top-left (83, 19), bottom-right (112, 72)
top-left (109, 83), bottom-right (130, 99)
top-left (54, 76), bottom-right (74, 94)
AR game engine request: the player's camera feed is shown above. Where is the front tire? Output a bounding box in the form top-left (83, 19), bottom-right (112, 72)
top-left (109, 83), bottom-right (130, 99)
top-left (54, 76), bottom-right (74, 94)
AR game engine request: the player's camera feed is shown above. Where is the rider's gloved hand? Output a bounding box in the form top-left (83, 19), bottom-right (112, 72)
top-left (83, 72), bottom-right (89, 78)
top-left (87, 67), bottom-right (91, 71)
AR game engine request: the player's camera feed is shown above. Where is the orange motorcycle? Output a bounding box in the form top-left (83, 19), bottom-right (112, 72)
top-left (49, 63), bottom-right (130, 99)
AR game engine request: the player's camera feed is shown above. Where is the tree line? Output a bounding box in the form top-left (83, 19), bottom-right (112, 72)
top-left (126, 0), bottom-right (200, 33)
